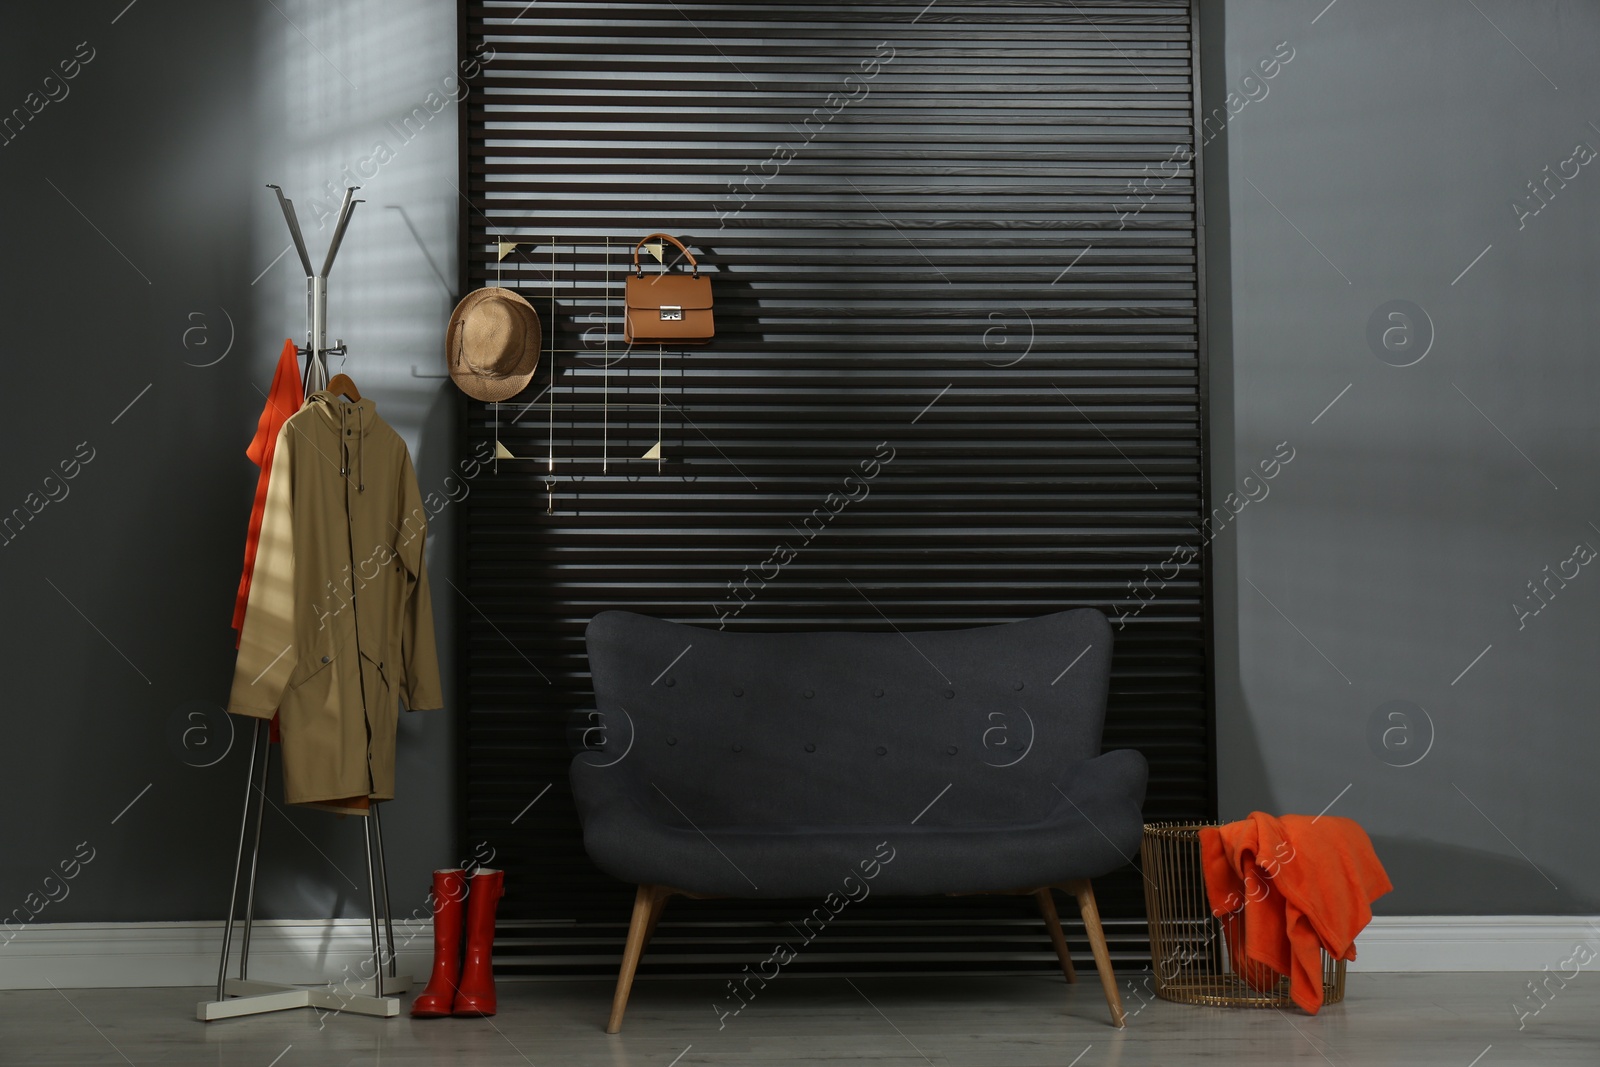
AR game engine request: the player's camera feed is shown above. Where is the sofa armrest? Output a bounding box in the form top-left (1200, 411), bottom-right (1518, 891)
top-left (1038, 748), bottom-right (1149, 869)
top-left (571, 754), bottom-right (712, 888)
top-left (1050, 748), bottom-right (1148, 814)
top-left (569, 754), bottom-right (658, 827)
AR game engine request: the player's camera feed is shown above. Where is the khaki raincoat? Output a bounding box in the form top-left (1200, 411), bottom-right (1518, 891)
top-left (229, 391), bottom-right (443, 806)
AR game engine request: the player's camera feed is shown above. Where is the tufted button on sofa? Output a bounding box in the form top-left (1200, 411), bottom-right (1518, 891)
top-left (571, 608), bottom-right (1147, 1032)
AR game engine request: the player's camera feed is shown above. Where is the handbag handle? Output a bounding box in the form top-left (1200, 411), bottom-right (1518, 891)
top-left (632, 232), bottom-right (699, 277)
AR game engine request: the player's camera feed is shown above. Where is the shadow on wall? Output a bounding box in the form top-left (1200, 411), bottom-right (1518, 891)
top-left (1197, 0), bottom-right (1280, 824)
top-left (1201, 0), bottom-right (1600, 917)
top-left (244, 0), bottom-right (460, 920)
top-left (1370, 835), bottom-right (1595, 915)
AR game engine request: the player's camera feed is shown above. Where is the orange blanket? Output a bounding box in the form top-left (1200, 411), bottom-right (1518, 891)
top-left (1199, 812), bottom-right (1391, 1013)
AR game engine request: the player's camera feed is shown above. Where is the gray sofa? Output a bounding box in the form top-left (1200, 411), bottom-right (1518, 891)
top-left (571, 608), bottom-right (1148, 1032)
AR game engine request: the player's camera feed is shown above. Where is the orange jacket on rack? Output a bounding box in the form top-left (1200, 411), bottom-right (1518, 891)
top-left (232, 339), bottom-right (304, 644)
top-left (228, 390), bottom-right (443, 806)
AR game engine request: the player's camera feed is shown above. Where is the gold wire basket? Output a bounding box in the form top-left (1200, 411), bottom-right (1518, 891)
top-left (1140, 823), bottom-right (1346, 1008)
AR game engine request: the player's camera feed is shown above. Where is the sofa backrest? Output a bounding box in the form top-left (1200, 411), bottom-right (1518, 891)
top-left (582, 608), bottom-right (1114, 830)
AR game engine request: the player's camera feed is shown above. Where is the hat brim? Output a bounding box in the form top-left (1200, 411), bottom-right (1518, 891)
top-left (446, 287), bottom-right (543, 403)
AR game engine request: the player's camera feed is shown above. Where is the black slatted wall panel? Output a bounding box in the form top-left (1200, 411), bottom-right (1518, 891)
top-left (459, 0), bottom-right (1210, 978)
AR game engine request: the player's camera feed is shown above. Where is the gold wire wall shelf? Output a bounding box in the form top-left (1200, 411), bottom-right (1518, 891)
top-left (479, 236), bottom-right (690, 494)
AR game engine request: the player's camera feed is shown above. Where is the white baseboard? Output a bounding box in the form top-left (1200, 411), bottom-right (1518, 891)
top-left (0, 920), bottom-right (435, 991)
top-left (4, 916), bottom-right (1598, 989)
top-left (1350, 916), bottom-right (1600, 972)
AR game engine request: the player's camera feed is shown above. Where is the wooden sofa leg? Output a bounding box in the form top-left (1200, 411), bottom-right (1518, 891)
top-left (643, 888), bottom-right (669, 946)
top-left (606, 885), bottom-right (661, 1033)
top-left (1033, 888), bottom-right (1077, 983)
top-left (1068, 879), bottom-right (1126, 1028)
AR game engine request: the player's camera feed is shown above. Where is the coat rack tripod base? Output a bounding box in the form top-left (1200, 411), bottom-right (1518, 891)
top-left (197, 719), bottom-right (410, 1022)
top-left (199, 979), bottom-right (405, 1022)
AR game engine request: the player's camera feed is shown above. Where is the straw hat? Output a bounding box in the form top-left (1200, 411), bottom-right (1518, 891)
top-left (446, 288), bottom-right (542, 402)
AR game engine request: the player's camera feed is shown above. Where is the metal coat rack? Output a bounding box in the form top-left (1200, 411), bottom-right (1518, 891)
top-left (198, 185), bottom-right (407, 1022)
top-left (270, 183), bottom-right (361, 394)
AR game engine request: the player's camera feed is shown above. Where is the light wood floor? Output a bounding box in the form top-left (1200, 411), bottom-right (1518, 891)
top-left (2, 973), bottom-right (1595, 1065)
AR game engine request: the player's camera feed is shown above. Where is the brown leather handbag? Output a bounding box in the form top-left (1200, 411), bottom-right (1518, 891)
top-left (624, 233), bottom-right (714, 344)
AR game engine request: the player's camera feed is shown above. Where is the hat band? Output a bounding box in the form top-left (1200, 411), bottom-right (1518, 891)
top-left (457, 332), bottom-right (520, 381)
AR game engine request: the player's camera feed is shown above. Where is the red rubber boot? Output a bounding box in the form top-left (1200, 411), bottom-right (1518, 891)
top-left (410, 869), bottom-right (468, 1018)
top-left (452, 868), bottom-right (504, 1016)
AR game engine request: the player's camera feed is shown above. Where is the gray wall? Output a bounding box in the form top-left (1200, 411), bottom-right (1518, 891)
top-left (0, 0), bottom-right (460, 925)
top-left (1203, 0), bottom-right (1600, 913)
top-left (4, 0), bottom-right (1594, 927)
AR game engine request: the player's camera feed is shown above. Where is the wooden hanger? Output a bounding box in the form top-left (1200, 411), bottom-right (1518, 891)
top-left (327, 373), bottom-right (361, 401)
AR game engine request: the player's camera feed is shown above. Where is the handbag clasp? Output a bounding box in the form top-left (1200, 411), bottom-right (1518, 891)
top-left (659, 305), bottom-right (683, 321)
